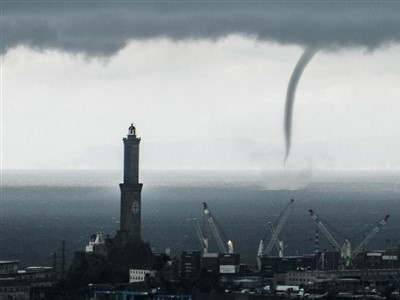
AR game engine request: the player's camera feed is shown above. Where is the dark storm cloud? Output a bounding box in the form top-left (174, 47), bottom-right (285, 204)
top-left (2, 1), bottom-right (400, 56)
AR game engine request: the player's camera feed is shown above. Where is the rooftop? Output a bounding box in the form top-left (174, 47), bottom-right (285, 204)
top-left (0, 260), bottom-right (19, 265)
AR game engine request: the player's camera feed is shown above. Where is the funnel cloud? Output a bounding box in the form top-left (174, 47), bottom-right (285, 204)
top-left (284, 48), bottom-right (317, 162)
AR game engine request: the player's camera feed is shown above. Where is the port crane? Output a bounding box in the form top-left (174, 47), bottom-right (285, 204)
top-left (351, 214), bottom-right (390, 260)
top-left (257, 199), bottom-right (294, 270)
top-left (308, 209), bottom-right (389, 269)
top-left (268, 222), bottom-right (284, 258)
top-left (189, 218), bottom-right (209, 254)
top-left (203, 202), bottom-right (234, 254)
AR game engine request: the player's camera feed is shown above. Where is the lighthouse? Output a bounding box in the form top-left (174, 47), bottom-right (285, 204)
top-left (66, 124), bottom-right (154, 288)
top-left (119, 123), bottom-right (143, 240)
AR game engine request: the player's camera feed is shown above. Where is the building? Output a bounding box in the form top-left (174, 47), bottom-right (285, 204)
top-left (352, 248), bottom-right (400, 270)
top-left (18, 266), bottom-right (56, 288)
top-left (180, 251), bottom-right (202, 279)
top-left (0, 278), bottom-right (30, 300)
top-left (285, 268), bottom-right (400, 288)
top-left (129, 269), bottom-right (155, 283)
top-left (0, 261), bottom-right (19, 275)
top-left (260, 256), bottom-right (303, 276)
top-left (180, 251), bottom-right (240, 278)
top-left (219, 253), bottom-right (240, 274)
top-left (0, 262), bottom-right (56, 299)
top-left (201, 253), bottom-right (219, 273)
top-left (382, 246), bottom-right (400, 269)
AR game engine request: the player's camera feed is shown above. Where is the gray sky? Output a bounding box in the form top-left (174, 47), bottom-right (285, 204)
top-left (2, 1), bottom-right (400, 170)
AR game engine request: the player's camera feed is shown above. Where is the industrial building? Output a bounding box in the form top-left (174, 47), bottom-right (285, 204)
top-left (285, 268), bottom-right (400, 287)
top-left (180, 250), bottom-right (202, 279)
top-left (0, 260), bottom-right (56, 299)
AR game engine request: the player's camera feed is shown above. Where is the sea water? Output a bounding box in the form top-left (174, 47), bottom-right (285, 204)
top-left (1, 170), bottom-right (399, 267)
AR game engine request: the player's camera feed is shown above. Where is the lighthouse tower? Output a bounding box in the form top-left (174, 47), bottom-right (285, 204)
top-left (65, 124), bottom-right (154, 288)
top-left (119, 124), bottom-right (143, 240)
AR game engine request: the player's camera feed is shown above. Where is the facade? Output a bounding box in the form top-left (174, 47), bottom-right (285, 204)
top-left (0, 261), bottom-right (19, 275)
top-left (180, 250), bottom-right (202, 278)
top-left (202, 253), bottom-right (219, 273)
top-left (0, 264), bottom-right (55, 299)
top-left (129, 269), bottom-right (155, 283)
top-left (260, 256), bottom-right (307, 276)
top-left (353, 248), bottom-right (400, 269)
top-left (0, 278), bottom-right (30, 300)
top-left (285, 268), bottom-right (400, 286)
top-left (119, 124), bottom-right (143, 240)
top-left (219, 254), bottom-right (240, 274)
top-left (18, 267), bottom-right (56, 288)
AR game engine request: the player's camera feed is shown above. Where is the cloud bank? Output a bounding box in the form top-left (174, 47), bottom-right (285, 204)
top-left (2, 1), bottom-right (400, 56)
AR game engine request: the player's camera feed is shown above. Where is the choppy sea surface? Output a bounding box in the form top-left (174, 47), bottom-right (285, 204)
top-left (1, 170), bottom-right (400, 268)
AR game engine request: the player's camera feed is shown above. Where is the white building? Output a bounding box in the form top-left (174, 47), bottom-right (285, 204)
top-left (0, 261), bottom-right (19, 275)
top-left (129, 269), bottom-right (155, 283)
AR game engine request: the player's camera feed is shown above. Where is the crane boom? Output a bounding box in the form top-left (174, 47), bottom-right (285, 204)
top-left (191, 218), bottom-right (208, 253)
top-left (263, 199), bottom-right (294, 256)
top-left (351, 215), bottom-right (390, 259)
top-left (308, 209), bottom-right (342, 251)
top-left (203, 203), bottom-right (232, 253)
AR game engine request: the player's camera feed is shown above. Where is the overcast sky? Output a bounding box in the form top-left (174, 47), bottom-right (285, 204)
top-left (2, 1), bottom-right (400, 170)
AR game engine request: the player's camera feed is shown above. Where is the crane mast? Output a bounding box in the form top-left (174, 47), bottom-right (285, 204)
top-left (308, 209), bottom-right (342, 252)
top-left (269, 222), bottom-right (284, 258)
top-left (203, 202), bottom-right (233, 254)
top-left (263, 199), bottom-right (294, 256)
top-left (257, 199), bottom-right (294, 271)
top-left (190, 218), bottom-right (209, 253)
top-left (308, 209), bottom-right (348, 269)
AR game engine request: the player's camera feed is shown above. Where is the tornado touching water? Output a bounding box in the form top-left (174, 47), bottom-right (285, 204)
top-left (284, 48), bottom-right (317, 163)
